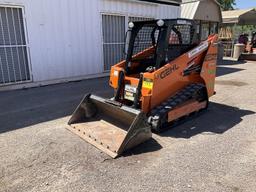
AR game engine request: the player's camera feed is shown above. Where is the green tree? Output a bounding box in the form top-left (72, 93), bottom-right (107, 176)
top-left (217, 0), bottom-right (236, 11)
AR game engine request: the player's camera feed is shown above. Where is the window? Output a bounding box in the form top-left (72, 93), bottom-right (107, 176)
top-left (0, 6), bottom-right (30, 85)
top-left (210, 22), bottom-right (218, 34)
top-left (102, 15), bottom-right (126, 71)
top-left (201, 22), bottom-right (210, 40)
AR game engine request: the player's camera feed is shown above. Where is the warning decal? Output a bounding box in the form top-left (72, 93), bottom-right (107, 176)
top-left (142, 78), bottom-right (153, 89)
top-left (188, 41), bottom-right (209, 58)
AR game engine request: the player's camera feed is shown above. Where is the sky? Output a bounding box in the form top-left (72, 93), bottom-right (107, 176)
top-left (235, 0), bottom-right (256, 9)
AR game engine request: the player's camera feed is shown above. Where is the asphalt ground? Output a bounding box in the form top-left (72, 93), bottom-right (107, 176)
top-left (0, 60), bottom-right (255, 192)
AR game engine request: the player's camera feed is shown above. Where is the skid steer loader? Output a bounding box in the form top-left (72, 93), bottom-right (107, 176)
top-left (67, 19), bottom-right (218, 158)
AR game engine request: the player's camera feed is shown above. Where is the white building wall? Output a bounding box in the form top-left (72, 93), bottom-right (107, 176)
top-left (0, 0), bottom-right (180, 84)
top-left (26, 1), bottom-right (103, 82)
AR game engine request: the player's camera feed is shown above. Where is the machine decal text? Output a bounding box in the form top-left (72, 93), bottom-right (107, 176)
top-left (160, 64), bottom-right (179, 79)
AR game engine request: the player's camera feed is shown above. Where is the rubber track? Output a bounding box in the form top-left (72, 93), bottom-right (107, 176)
top-left (150, 83), bottom-right (206, 129)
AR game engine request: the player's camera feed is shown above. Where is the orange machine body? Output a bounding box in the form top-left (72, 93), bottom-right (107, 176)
top-left (109, 34), bottom-right (218, 116)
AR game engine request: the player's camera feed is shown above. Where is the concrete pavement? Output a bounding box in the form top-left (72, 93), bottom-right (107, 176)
top-left (0, 60), bottom-right (256, 192)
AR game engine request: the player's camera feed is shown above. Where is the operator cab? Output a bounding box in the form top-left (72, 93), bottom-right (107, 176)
top-left (125, 19), bottom-right (199, 75)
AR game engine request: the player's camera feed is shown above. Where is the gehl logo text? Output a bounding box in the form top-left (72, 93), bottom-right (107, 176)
top-left (160, 64), bottom-right (179, 79)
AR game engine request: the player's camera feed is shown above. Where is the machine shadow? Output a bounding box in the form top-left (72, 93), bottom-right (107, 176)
top-left (0, 78), bottom-right (112, 134)
top-left (216, 66), bottom-right (245, 77)
top-left (218, 59), bottom-right (247, 66)
top-left (123, 138), bottom-right (162, 157)
top-left (160, 102), bottom-right (255, 139)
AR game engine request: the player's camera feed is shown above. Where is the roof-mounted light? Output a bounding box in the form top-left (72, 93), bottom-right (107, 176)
top-left (128, 22), bottom-right (135, 29)
top-left (157, 19), bottom-right (165, 27)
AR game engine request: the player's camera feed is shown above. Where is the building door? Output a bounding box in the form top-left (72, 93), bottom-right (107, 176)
top-left (0, 6), bottom-right (30, 85)
top-left (102, 15), bottom-right (125, 71)
top-left (102, 15), bottom-right (154, 71)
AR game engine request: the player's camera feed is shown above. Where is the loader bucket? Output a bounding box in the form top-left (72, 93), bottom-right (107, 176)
top-left (67, 94), bottom-right (152, 158)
